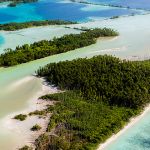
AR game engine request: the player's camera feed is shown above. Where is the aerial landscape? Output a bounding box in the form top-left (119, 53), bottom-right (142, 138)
top-left (0, 0), bottom-right (150, 150)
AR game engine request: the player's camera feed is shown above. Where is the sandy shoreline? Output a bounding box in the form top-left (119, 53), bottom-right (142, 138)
top-left (98, 104), bottom-right (150, 150)
top-left (0, 25), bottom-right (81, 54)
top-left (1, 76), bottom-right (59, 149)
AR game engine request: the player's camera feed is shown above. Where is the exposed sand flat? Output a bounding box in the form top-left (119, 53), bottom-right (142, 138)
top-left (67, 14), bottom-right (150, 60)
top-left (1, 76), bottom-right (59, 150)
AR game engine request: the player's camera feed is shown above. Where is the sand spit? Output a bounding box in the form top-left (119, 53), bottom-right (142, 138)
top-left (1, 76), bottom-right (59, 149)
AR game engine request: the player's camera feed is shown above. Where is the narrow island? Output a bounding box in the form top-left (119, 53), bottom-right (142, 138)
top-left (0, 28), bottom-right (118, 66)
top-left (0, 20), bottom-right (76, 31)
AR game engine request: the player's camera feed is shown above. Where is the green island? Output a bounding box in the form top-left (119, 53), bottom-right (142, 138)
top-left (19, 55), bottom-right (150, 150)
top-left (0, 28), bottom-right (118, 66)
top-left (0, 20), bottom-right (76, 31)
top-left (70, 0), bottom-right (132, 9)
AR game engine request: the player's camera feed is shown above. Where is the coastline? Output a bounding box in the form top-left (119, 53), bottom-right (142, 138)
top-left (1, 76), bottom-right (59, 149)
top-left (98, 104), bottom-right (150, 150)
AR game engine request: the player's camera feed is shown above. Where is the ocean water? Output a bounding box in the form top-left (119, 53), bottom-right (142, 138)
top-left (0, 0), bottom-right (142, 24)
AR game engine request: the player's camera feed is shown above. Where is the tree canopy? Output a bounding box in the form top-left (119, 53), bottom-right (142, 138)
top-left (0, 28), bottom-right (118, 66)
top-left (35, 55), bottom-right (150, 149)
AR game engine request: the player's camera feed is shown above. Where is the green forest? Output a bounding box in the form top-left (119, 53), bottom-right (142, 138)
top-left (0, 28), bottom-right (118, 66)
top-left (33, 55), bottom-right (150, 150)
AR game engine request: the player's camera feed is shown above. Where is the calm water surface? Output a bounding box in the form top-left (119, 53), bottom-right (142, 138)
top-left (0, 0), bottom-right (142, 23)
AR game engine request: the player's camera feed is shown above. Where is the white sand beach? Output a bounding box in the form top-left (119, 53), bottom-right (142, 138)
top-left (0, 76), bottom-right (59, 150)
top-left (67, 14), bottom-right (150, 60)
top-left (98, 104), bottom-right (150, 150)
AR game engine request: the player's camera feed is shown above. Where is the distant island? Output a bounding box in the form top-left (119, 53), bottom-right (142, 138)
top-left (0, 0), bottom-right (38, 7)
top-left (0, 20), bottom-right (76, 31)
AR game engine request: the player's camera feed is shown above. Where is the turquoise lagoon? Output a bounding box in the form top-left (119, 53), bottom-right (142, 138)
top-left (0, 0), bottom-right (142, 24)
top-left (104, 108), bottom-right (150, 150)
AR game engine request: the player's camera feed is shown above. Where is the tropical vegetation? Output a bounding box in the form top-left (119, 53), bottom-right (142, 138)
top-left (0, 28), bottom-right (118, 66)
top-left (0, 20), bottom-right (76, 31)
top-left (34, 55), bottom-right (150, 149)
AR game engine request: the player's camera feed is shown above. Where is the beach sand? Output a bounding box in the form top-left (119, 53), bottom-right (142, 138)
top-left (67, 14), bottom-right (150, 60)
top-left (0, 76), bottom-right (59, 149)
top-left (98, 104), bottom-right (150, 150)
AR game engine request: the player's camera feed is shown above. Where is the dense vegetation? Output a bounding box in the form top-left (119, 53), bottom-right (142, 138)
top-left (35, 55), bottom-right (150, 149)
top-left (0, 20), bottom-right (76, 31)
top-left (37, 55), bottom-right (150, 109)
top-left (14, 114), bottom-right (27, 121)
top-left (35, 91), bottom-right (137, 150)
top-left (0, 28), bottom-right (118, 66)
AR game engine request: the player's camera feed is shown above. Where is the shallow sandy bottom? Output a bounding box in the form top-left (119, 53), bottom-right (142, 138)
top-left (0, 25), bottom-right (81, 54)
top-left (68, 14), bottom-right (150, 60)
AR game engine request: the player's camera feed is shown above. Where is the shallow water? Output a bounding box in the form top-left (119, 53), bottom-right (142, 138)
top-left (0, 35), bottom-right (4, 46)
top-left (0, 26), bottom-right (81, 54)
top-left (88, 0), bottom-right (150, 10)
top-left (103, 108), bottom-right (150, 150)
top-left (68, 14), bottom-right (150, 60)
top-left (0, 76), bottom-right (43, 150)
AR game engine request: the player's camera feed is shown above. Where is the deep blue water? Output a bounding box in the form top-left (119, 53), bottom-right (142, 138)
top-left (0, 0), bottom-right (142, 24)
